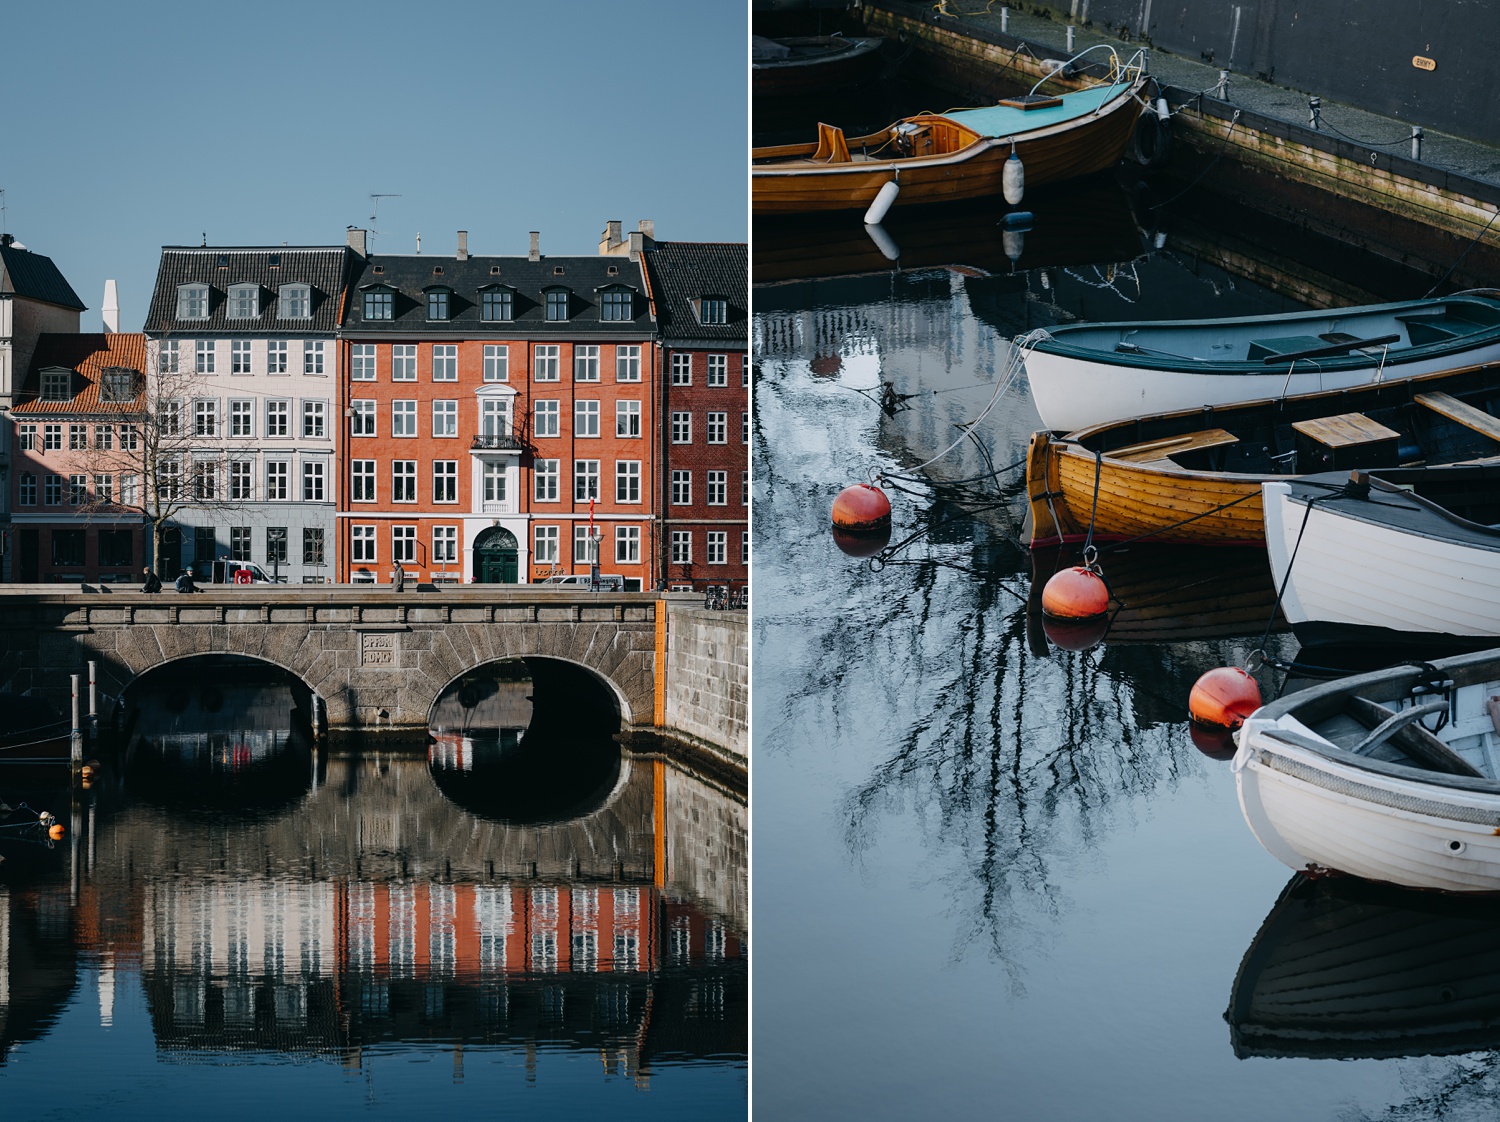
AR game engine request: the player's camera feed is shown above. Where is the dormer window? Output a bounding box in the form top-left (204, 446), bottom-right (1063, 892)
top-left (489, 265), bottom-right (501, 276)
top-left (363, 285), bottom-right (394, 320)
top-left (480, 286), bottom-right (514, 322)
top-left (177, 283), bottom-right (210, 320)
top-left (599, 286), bottom-right (635, 322)
top-left (426, 287), bottom-right (451, 321)
top-left (698, 296), bottom-right (729, 325)
top-left (40, 369), bottom-right (72, 402)
top-left (228, 283), bottom-right (259, 319)
top-left (279, 283), bottom-right (311, 319)
top-left (100, 367), bottom-right (138, 403)
top-left (544, 288), bottom-right (570, 322)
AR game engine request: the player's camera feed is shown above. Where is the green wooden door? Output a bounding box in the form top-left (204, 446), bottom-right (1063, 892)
top-left (474, 527), bottom-right (519, 584)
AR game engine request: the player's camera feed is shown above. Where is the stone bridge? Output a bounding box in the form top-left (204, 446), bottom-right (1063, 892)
top-left (0, 587), bottom-right (747, 761)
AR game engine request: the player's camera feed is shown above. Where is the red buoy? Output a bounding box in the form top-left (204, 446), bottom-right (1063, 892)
top-left (1188, 666), bottom-right (1262, 730)
top-left (1043, 613), bottom-right (1110, 651)
top-left (832, 523), bottom-right (892, 558)
top-left (832, 483), bottom-right (892, 532)
top-left (1189, 722), bottom-right (1239, 760)
top-left (1040, 566), bottom-right (1109, 620)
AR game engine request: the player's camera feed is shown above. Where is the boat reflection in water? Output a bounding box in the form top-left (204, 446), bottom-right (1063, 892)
top-left (0, 654), bottom-right (744, 1105)
top-left (1229, 874), bottom-right (1500, 1060)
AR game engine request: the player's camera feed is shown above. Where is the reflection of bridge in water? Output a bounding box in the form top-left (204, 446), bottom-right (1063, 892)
top-left (1, 749), bottom-right (745, 1075)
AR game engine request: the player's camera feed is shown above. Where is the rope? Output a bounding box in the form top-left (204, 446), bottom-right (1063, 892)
top-left (1089, 485), bottom-right (1261, 550)
top-left (1422, 208), bottom-right (1500, 298)
top-left (1146, 109), bottom-right (1241, 211)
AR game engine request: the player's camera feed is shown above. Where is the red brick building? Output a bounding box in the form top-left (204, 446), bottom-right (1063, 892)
top-left (641, 242), bottom-right (748, 591)
top-left (336, 227), bottom-right (658, 588)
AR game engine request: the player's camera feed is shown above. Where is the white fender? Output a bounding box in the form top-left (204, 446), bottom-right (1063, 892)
top-left (1002, 152), bottom-right (1025, 205)
top-left (864, 179), bottom-right (900, 225)
top-left (864, 222), bottom-right (901, 261)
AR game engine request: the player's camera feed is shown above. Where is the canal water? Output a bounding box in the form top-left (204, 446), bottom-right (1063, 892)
top-left (753, 86), bottom-right (1500, 1119)
top-left (0, 664), bottom-right (745, 1119)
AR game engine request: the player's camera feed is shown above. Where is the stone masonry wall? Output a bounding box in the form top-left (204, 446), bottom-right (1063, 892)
top-left (663, 603), bottom-right (748, 763)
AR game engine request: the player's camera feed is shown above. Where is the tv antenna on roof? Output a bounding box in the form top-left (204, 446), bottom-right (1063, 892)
top-left (368, 193), bottom-right (400, 251)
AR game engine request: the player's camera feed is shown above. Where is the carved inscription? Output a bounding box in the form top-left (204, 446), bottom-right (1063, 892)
top-left (361, 632), bottom-right (397, 666)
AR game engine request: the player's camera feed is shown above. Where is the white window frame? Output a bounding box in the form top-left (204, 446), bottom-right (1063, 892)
top-left (483, 344), bottom-right (509, 381)
top-left (432, 399), bottom-right (458, 438)
top-left (302, 400), bottom-right (326, 438)
top-left (534, 459), bottom-right (559, 502)
top-left (707, 353), bottom-right (728, 386)
top-left (616, 399), bottom-right (641, 438)
top-left (265, 459), bottom-right (289, 500)
top-left (351, 343), bottom-right (377, 381)
top-left (616, 344), bottom-right (641, 382)
top-left (227, 284), bottom-right (259, 319)
top-left (534, 400), bottom-right (559, 438)
top-left (433, 525), bottom-right (458, 563)
top-left (197, 339), bottom-right (217, 374)
top-left (533, 525), bottom-right (558, 563)
top-left (351, 459), bottom-right (377, 502)
top-left (433, 460), bottom-right (458, 503)
top-left (707, 530), bottom-right (727, 564)
top-left (671, 530), bottom-right (692, 564)
top-left (266, 399), bottom-right (290, 438)
top-left (671, 353), bottom-right (692, 385)
top-left (302, 460), bottom-right (325, 501)
top-left (615, 459), bottom-right (641, 504)
top-left (177, 284), bottom-right (210, 320)
top-left (279, 283), bottom-right (311, 319)
top-left (391, 399), bottom-right (418, 437)
top-left (573, 459), bottom-right (600, 502)
top-left (230, 399), bottom-right (254, 437)
top-left (392, 460), bottom-right (417, 503)
top-left (352, 524), bottom-right (377, 563)
top-left (267, 339), bottom-right (288, 375)
top-left (533, 344), bottom-right (560, 382)
top-left (393, 524), bottom-right (417, 563)
top-left (707, 470), bottom-right (727, 505)
top-left (574, 344), bottom-right (600, 382)
top-left (303, 339), bottom-right (325, 375)
top-left (574, 399), bottom-right (600, 438)
top-left (351, 399), bottom-right (376, 436)
top-left (392, 344), bottom-right (418, 382)
top-left (615, 525), bottom-right (640, 564)
top-left (707, 411), bottom-right (728, 444)
top-left (671, 470), bottom-right (691, 505)
top-left (432, 344), bottom-right (458, 382)
top-left (671, 411), bottom-right (691, 444)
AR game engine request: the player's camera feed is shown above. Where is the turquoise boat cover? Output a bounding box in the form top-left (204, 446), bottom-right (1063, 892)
top-left (943, 84), bottom-right (1125, 139)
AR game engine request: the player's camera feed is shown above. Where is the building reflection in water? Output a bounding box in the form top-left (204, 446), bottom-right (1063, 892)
top-left (0, 665), bottom-right (745, 1084)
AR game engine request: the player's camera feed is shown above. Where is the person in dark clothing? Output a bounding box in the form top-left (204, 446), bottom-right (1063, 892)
top-left (393, 560), bottom-right (406, 592)
top-left (141, 567), bottom-right (162, 594)
top-left (175, 569), bottom-right (198, 594)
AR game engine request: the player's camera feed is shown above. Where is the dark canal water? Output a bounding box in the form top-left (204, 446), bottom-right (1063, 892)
top-left (753, 83), bottom-right (1500, 1119)
top-left (0, 663), bottom-right (745, 1120)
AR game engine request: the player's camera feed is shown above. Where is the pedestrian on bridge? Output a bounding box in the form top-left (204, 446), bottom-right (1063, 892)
top-left (141, 567), bottom-right (162, 593)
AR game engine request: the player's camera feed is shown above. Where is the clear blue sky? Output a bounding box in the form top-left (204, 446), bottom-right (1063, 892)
top-left (5, 0), bottom-right (747, 331)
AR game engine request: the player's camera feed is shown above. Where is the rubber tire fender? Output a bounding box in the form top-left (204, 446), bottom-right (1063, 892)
top-left (1130, 111), bottom-right (1173, 169)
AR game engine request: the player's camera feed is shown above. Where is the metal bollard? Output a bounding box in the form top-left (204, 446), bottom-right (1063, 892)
top-left (1000, 5), bottom-right (1008, 32)
top-left (1411, 126), bottom-right (1423, 161)
top-left (1309, 96), bottom-right (1321, 130)
top-left (88, 660), bottom-right (97, 738)
top-left (1217, 70), bottom-right (1230, 100)
top-left (1066, 25), bottom-right (1076, 51)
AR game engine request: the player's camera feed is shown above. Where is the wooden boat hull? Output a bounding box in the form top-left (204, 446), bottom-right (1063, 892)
top-left (1228, 875), bottom-right (1500, 1059)
top-left (1025, 362), bottom-right (1500, 548)
top-left (1265, 468), bottom-right (1500, 649)
top-left (1025, 294), bottom-right (1500, 432)
top-left (1235, 650), bottom-right (1500, 893)
top-left (752, 79), bottom-right (1144, 215)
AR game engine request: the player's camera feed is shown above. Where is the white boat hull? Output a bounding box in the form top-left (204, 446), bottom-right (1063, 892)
top-left (1026, 341), bottom-right (1500, 433)
top-left (1263, 482), bottom-right (1500, 641)
top-left (1235, 718), bottom-right (1500, 893)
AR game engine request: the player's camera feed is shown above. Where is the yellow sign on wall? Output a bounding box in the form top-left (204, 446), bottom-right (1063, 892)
top-left (1413, 55), bottom-right (1437, 71)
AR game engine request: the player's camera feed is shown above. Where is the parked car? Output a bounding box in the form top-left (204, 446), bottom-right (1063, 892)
top-left (537, 573), bottom-right (626, 591)
top-left (192, 559), bottom-right (283, 584)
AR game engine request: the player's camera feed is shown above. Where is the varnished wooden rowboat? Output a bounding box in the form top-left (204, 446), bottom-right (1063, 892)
top-left (752, 48), bottom-right (1148, 216)
top-left (1025, 361), bottom-right (1500, 547)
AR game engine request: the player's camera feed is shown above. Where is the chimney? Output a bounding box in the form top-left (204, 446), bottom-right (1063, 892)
top-left (529, 231), bottom-right (540, 262)
top-left (628, 230), bottom-right (644, 261)
top-left (599, 220), bottom-right (624, 255)
top-left (457, 230), bottom-right (469, 261)
top-left (102, 280), bottom-right (120, 333)
top-left (638, 219), bottom-right (655, 240)
top-left (346, 227), bottom-right (367, 256)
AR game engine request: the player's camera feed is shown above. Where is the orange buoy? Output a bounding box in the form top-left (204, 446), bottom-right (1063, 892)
top-left (48, 823), bottom-right (64, 840)
top-left (1188, 666), bottom-right (1262, 730)
top-left (1189, 722), bottom-right (1239, 760)
top-left (832, 483), bottom-right (892, 532)
top-left (1040, 566), bottom-right (1109, 620)
top-left (80, 764), bottom-right (94, 779)
top-left (832, 523), bottom-right (893, 558)
top-left (1043, 613), bottom-right (1110, 652)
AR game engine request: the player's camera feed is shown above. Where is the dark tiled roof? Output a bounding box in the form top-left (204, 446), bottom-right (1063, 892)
top-left (142, 247), bottom-right (355, 334)
top-left (0, 240), bottom-right (86, 310)
top-left (343, 254), bottom-right (654, 336)
top-left (12, 333), bottom-right (148, 415)
top-left (642, 242), bottom-right (747, 345)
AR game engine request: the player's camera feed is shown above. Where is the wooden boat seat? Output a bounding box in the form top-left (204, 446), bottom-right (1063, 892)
top-left (813, 122), bottom-right (851, 163)
top-left (1396, 309), bottom-right (1500, 345)
top-left (1292, 413), bottom-right (1399, 450)
top-left (1415, 391), bottom-right (1500, 443)
top-left (1110, 428), bottom-right (1239, 464)
top-left (1246, 335), bottom-right (1327, 361)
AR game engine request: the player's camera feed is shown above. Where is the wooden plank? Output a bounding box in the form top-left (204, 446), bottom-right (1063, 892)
top-left (1415, 391), bottom-right (1500, 442)
top-left (1345, 694), bottom-right (1483, 777)
top-left (1292, 412), bottom-right (1399, 449)
top-left (1111, 428), bottom-right (1239, 463)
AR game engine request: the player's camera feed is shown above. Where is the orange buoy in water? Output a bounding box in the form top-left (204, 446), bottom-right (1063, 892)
top-left (1041, 566), bottom-right (1109, 620)
top-left (1043, 613), bottom-right (1110, 652)
top-left (832, 483), bottom-right (892, 532)
top-left (1189, 666), bottom-right (1262, 730)
top-left (832, 522), bottom-right (893, 558)
top-left (48, 823), bottom-right (64, 840)
top-left (1189, 722), bottom-right (1239, 760)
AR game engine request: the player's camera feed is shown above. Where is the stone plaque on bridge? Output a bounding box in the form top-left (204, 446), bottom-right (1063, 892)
top-left (361, 632), bottom-right (398, 666)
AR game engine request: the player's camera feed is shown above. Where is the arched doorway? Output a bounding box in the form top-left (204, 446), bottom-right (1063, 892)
top-left (473, 526), bottom-right (519, 584)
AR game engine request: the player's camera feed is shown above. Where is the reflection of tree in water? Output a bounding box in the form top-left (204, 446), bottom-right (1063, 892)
top-left (756, 343), bottom-right (1222, 988)
top-left (1340, 1055), bottom-right (1500, 1122)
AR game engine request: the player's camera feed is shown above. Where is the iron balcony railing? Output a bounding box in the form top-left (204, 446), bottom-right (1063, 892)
top-left (470, 433), bottom-right (524, 451)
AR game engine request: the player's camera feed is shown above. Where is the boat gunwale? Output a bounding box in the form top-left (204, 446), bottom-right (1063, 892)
top-left (1250, 726), bottom-right (1500, 801)
top-left (1031, 295), bottom-right (1500, 374)
top-left (750, 77), bottom-right (1145, 177)
top-left (1276, 469), bottom-right (1500, 550)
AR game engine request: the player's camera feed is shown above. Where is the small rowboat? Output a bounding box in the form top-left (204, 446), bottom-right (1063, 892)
top-left (1024, 292), bottom-right (1500, 433)
top-left (1024, 361), bottom-right (1500, 548)
top-left (1234, 648), bottom-right (1500, 893)
top-left (752, 35), bottom-right (886, 98)
top-left (752, 47), bottom-right (1148, 216)
top-left (1264, 464), bottom-right (1500, 652)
